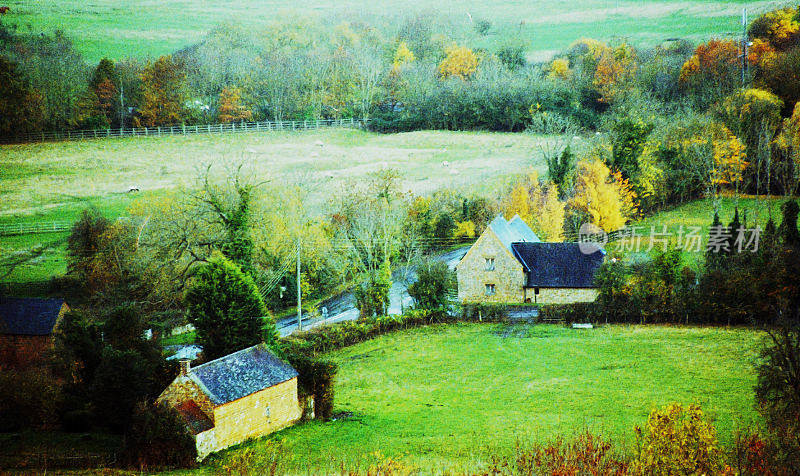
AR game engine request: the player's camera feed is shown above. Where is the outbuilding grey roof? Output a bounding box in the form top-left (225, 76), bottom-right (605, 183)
top-left (511, 242), bottom-right (605, 288)
top-left (488, 214), bottom-right (540, 250)
top-left (0, 297), bottom-right (65, 336)
top-left (188, 343), bottom-right (298, 406)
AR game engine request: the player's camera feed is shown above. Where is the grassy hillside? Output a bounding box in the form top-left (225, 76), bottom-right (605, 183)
top-left (2, 0), bottom-right (762, 62)
top-left (608, 196), bottom-right (785, 267)
top-left (216, 323), bottom-right (762, 473)
top-left (0, 129), bottom-right (554, 283)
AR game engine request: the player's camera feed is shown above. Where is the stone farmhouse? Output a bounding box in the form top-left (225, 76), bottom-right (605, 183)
top-left (0, 297), bottom-right (69, 370)
top-left (456, 215), bottom-right (605, 304)
top-left (157, 343), bottom-right (303, 460)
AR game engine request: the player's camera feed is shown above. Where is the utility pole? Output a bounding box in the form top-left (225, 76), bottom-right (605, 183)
top-left (119, 82), bottom-right (125, 128)
top-left (296, 239), bottom-right (302, 331)
top-left (741, 7), bottom-right (748, 86)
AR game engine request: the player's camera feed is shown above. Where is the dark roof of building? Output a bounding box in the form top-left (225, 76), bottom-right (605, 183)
top-left (189, 344), bottom-right (298, 406)
top-left (0, 297), bottom-right (65, 336)
top-left (175, 400), bottom-right (214, 434)
top-left (511, 242), bottom-right (605, 288)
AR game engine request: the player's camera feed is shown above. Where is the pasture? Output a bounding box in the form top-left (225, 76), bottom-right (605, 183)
top-left (2, 0), bottom-right (771, 63)
top-left (0, 129), bottom-right (555, 283)
top-left (215, 323), bottom-right (763, 473)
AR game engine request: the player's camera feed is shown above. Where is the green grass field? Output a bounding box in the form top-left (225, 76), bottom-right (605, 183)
top-left (0, 129), bottom-right (554, 284)
top-left (2, 0), bottom-right (767, 63)
top-left (211, 323), bottom-right (762, 473)
top-left (607, 196), bottom-right (785, 268)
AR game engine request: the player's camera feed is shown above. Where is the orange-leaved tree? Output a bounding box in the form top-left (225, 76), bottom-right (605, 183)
top-left (679, 39), bottom-right (741, 105)
top-left (593, 42), bottom-right (637, 104)
top-left (139, 55), bottom-right (187, 127)
top-left (217, 86), bottom-right (252, 123)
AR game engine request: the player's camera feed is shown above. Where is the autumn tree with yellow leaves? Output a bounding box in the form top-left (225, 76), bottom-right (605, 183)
top-left (502, 172), bottom-right (566, 241)
top-left (748, 7), bottom-right (800, 50)
top-left (570, 159), bottom-right (638, 232)
top-left (775, 103), bottom-right (800, 194)
top-left (392, 41), bottom-right (415, 70)
top-left (546, 58), bottom-right (572, 80)
top-left (437, 45), bottom-right (478, 80)
top-left (679, 123), bottom-right (748, 210)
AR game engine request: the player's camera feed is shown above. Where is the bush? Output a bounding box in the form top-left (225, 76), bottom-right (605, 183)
top-left (61, 409), bottom-right (94, 433)
top-left (497, 43), bottom-right (526, 70)
top-left (539, 302), bottom-right (599, 323)
top-left (285, 354), bottom-right (337, 421)
top-left (119, 402), bottom-right (197, 470)
top-left (633, 403), bottom-right (724, 475)
top-left (0, 368), bottom-right (62, 431)
top-left (754, 325), bottom-right (800, 471)
top-left (213, 442), bottom-right (286, 475)
top-left (457, 302), bottom-right (510, 322)
top-left (509, 431), bottom-right (629, 475)
top-left (407, 259), bottom-right (456, 311)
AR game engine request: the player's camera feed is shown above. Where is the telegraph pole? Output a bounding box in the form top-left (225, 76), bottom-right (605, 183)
top-left (741, 7), bottom-right (748, 86)
top-left (119, 83), bottom-right (125, 128)
top-left (296, 239), bottom-right (302, 331)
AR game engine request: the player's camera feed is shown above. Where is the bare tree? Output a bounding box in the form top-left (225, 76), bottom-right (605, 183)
top-left (351, 45), bottom-right (385, 121)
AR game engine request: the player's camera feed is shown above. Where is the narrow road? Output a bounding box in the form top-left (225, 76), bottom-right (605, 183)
top-left (276, 245), bottom-right (470, 336)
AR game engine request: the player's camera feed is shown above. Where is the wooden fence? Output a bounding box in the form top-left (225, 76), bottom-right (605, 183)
top-left (0, 451), bottom-right (116, 470)
top-left (1, 117), bottom-right (369, 144)
top-left (0, 221), bottom-right (72, 236)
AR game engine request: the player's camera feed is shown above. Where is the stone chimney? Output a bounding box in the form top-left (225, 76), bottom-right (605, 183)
top-left (179, 359), bottom-right (191, 376)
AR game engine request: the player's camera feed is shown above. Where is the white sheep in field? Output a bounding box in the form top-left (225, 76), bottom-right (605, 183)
top-left (441, 160), bottom-right (450, 167)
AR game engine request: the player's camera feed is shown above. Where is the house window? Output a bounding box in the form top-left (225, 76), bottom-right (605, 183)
top-left (485, 284), bottom-right (496, 295)
top-left (485, 258), bottom-right (495, 271)
top-left (265, 405), bottom-right (271, 420)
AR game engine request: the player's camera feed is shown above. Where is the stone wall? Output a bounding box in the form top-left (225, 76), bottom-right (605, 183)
top-left (457, 230), bottom-right (525, 303)
top-left (0, 334), bottom-right (53, 370)
top-left (157, 375), bottom-right (216, 424)
top-left (195, 429), bottom-right (217, 461)
top-left (526, 287), bottom-right (599, 304)
top-left (212, 377), bottom-right (302, 450)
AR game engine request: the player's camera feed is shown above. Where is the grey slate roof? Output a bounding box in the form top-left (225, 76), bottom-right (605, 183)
top-left (488, 214), bottom-right (540, 250)
top-left (189, 343), bottom-right (298, 406)
top-left (511, 242), bottom-right (605, 288)
top-left (0, 297), bottom-right (65, 336)
top-left (509, 216), bottom-right (540, 243)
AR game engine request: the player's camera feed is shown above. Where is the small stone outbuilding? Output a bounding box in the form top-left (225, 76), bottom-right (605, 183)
top-left (0, 297), bottom-right (69, 370)
top-left (157, 343), bottom-right (302, 460)
top-left (456, 214), bottom-right (605, 304)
